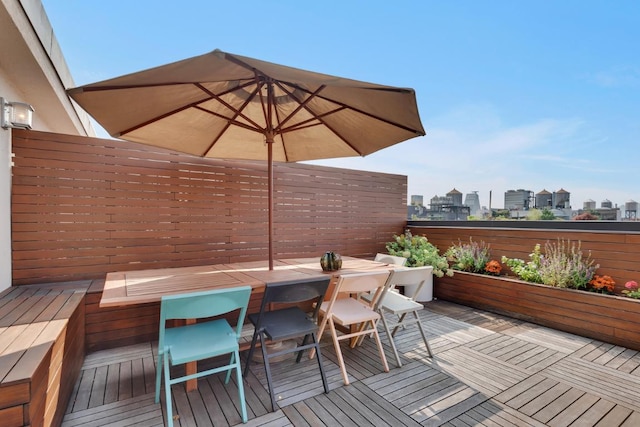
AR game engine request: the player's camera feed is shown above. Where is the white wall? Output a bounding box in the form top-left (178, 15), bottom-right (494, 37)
top-left (0, 126), bottom-right (11, 292)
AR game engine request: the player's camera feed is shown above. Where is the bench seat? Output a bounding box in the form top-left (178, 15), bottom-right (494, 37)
top-left (0, 282), bottom-right (88, 427)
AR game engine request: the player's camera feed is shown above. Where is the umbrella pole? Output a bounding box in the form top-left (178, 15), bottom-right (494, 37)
top-left (266, 78), bottom-right (275, 270)
top-left (267, 136), bottom-right (274, 270)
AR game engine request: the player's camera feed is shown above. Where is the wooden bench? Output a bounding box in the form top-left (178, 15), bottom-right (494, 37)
top-left (0, 282), bottom-right (88, 427)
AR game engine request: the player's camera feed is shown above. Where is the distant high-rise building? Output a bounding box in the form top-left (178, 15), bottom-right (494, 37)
top-left (410, 195), bottom-right (423, 206)
top-left (504, 189), bottom-right (533, 210)
top-left (464, 191), bottom-right (481, 217)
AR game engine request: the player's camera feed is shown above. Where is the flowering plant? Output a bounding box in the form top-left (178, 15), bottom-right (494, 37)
top-left (484, 260), bottom-right (502, 276)
top-left (501, 239), bottom-right (598, 289)
top-left (589, 275), bottom-right (615, 294)
top-left (386, 230), bottom-right (453, 278)
top-left (622, 280), bottom-right (640, 299)
top-left (444, 238), bottom-right (491, 274)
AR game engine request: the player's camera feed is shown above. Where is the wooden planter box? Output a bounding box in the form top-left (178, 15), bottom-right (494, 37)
top-left (434, 271), bottom-right (640, 351)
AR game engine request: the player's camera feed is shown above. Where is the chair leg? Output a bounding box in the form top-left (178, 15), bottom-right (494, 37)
top-left (154, 352), bottom-right (163, 403)
top-left (244, 330), bottom-right (259, 377)
top-left (310, 313), bottom-right (329, 359)
top-left (311, 332), bottom-right (330, 394)
top-left (392, 312), bottom-right (408, 336)
top-left (372, 326), bottom-right (390, 373)
top-left (296, 334), bottom-right (310, 362)
top-left (414, 311), bottom-right (433, 357)
top-left (225, 352), bottom-right (234, 384)
top-left (260, 333), bottom-right (277, 412)
top-left (233, 349), bottom-right (248, 423)
top-left (380, 313), bottom-right (402, 368)
top-left (163, 354), bottom-right (174, 427)
top-left (329, 318), bottom-right (350, 385)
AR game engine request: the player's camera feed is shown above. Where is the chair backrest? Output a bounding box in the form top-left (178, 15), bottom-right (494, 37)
top-left (159, 286), bottom-right (252, 350)
top-left (374, 253), bottom-right (407, 266)
top-left (333, 270), bottom-right (392, 306)
top-left (377, 266), bottom-right (433, 306)
top-left (257, 276), bottom-right (331, 322)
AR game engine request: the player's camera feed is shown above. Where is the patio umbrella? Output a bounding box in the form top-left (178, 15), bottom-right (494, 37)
top-left (67, 49), bottom-right (425, 269)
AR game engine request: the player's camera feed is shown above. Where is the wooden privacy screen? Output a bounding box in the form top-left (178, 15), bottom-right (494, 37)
top-left (11, 130), bottom-right (407, 285)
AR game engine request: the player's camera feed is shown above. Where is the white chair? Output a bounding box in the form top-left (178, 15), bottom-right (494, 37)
top-left (316, 271), bottom-right (392, 385)
top-left (371, 266), bottom-right (434, 367)
top-left (374, 253), bottom-right (407, 266)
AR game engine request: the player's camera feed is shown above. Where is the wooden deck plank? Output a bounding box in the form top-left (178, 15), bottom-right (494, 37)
top-left (531, 387), bottom-right (585, 424)
top-left (548, 393), bottom-right (601, 427)
top-left (518, 382), bottom-right (573, 416)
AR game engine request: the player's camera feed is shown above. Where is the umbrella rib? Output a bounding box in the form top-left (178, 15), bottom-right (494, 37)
top-left (271, 83), bottom-right (326, 133)
top-left (112, 81), bottom-right (266, 138)
top-left (195, 82), bottom-right (265, 133)
top-left (314, 90), bottom-right (425, 135)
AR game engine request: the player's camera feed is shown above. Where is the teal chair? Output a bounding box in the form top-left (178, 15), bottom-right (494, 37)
top-left (155, 286), bottom-right (252, 426)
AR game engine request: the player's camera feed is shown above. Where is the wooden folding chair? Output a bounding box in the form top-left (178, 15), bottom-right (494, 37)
top-left (316, 271), bottom-right (391, 385)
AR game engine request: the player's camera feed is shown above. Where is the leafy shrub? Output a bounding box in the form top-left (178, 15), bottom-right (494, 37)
top-left (501, 243), bottom-right (544, 283)
top-left (386, 230), bottom-right (453, 278)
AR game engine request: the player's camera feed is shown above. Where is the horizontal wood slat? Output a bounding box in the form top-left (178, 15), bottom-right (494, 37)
top-left (11, 130), bottom-right (407, 285)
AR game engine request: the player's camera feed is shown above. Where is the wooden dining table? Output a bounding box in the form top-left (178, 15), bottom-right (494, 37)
top-left (100, 256), bottom-right (393, 307)
top-left (101, 256), bottom-right (395, 391)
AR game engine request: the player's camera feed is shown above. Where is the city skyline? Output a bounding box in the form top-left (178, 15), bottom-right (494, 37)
top-left (411, 187), bottom-right (635, 211)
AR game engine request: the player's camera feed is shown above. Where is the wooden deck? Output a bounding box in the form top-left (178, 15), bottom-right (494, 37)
top-left (61, 301), bottom-right (640, 426)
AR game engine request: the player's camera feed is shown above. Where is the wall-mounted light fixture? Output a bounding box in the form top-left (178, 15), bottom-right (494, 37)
top-left (1, 97), bottom-right (34, 130)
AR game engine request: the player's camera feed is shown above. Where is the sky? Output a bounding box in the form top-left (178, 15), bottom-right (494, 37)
top-left (41, 1), bottom-right (640, 210)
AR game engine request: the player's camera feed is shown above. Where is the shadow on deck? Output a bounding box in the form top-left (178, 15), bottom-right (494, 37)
top-left (62, 301), bottom-right (640, 426)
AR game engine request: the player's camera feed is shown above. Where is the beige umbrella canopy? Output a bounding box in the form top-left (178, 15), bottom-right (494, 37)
top-left (68, 49), bottom-right (425, 269)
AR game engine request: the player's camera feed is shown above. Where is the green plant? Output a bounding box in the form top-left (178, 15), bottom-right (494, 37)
top-left (537, 239), bottom-right (597, 289)
top-left (622, 280), bottom-right (640, 298)
top-left (501, 243), bottom-right (544, 283)
top-left (501, 239), bottom-right (598, 289)
top-left (386, 230), bottom-right (453, 278)
top-left (540, 208), bottom-right (556, 220)
top-left (445, 238), bottom-right (491, 274)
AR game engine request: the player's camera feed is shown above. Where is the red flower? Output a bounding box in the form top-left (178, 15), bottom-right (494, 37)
top-left (589, 275), bottom-right (615, 293)
top-left (484, 260), bottom-right (502, 275)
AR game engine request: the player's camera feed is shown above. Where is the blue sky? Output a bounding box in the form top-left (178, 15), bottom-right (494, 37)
top-left (42, 1), bottom-right (640, 209)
